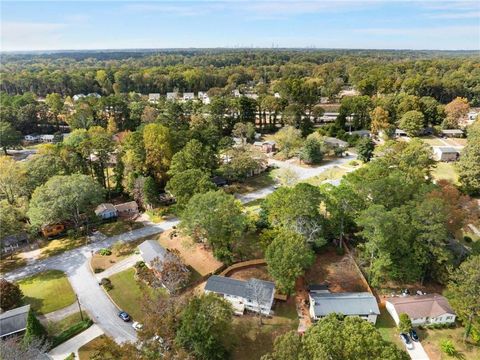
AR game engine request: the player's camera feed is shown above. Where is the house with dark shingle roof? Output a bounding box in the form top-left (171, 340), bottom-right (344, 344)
top-left (386, 294), bottom-right (456, 326)
top-left (309, 292), bottom-right (380, 324)
top-left (0, 304), bottom-right (30, 338)
top-left (205, 275), bottom-right (275, 316)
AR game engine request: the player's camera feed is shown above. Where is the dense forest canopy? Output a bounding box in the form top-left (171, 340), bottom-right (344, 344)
top-left (1, 49), bottom-right (479, 105)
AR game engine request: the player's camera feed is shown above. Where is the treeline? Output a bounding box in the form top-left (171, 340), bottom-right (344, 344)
top-left (1, 50), bottom-right (479, 105)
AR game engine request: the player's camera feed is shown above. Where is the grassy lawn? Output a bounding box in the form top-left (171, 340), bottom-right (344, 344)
top-left (225, 171), bottom-right (275, 194)
top-left (302, 166), bottom-right (349, 186)
top-left (45, 311), bottom-right (85, 337)
top-left (432, 162), bottom-right (459, 185)
top-left (0, 254), bottom-right (27, 274)
top-left (97, 220), bottom-right (144, 237)
top-left (107, 268), bottom-right (165, 322)
top-left (421, 136), bottom-right (446, 147)
top-left (231, 300), bottom-right (299, 360)
top-left (243, 198), bottom-right (265, 214)
top-left (39, 236), bottom-right (87, 259)
top-left (376, 306), bottom-right (403, 349)
top-left (17, 270), bottom-right (76, 314)
top-left (419, 325), bottom-right (480, 360)
top-left (78, 335), bottom-right (108, 360)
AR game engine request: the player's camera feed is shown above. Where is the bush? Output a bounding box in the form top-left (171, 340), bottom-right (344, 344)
top-left (463, 236), bottom-right (472, 243)
top-left (98, 248), bottom-right (112, 256)
top-left (99, 278), bottom-right (113, 291)
top-left (440, 339), bottom-right (457, 356)
top-left (135, 261), bottom-right (146, 269)
top-left (398, 313), bottom-right (413, 333)
top-left (64, 353), bottom-right (75, 360)
top-left (50, 319), bottom-right (93, 348)
top-left (93, 268), bottom-right (104, 274)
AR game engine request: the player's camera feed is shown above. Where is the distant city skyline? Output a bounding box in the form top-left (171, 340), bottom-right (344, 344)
top-left (1, 0), bottom-right (479, 51)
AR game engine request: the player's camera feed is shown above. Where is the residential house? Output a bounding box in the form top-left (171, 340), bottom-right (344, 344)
top-left (308, 284), bottom-right (330, 293)
top-left (323, 137), bottom-right (349, 149)
top-left (253, 140), bottom-right (276, 153)
top-left (182, 92), bottom-right (195, 101)
top-left (441, 129), bottom-right (464, 138)
top-left (148, 93), bottom-right (161, 103)
top-left (114, 201), bottom-right (139, 218)
top-left (212, 176), bottom-right (228, 187)
top-left (39, 134), bottom-right (55, 143)
top-left (95, 203), bottom-right (118, 220)
top-left (386, 294), bottom-right (456, 326)
top-left (467, 109), bottom-right (479, 124)
top-left (232, 89), bottom-right (241, 98)
top-left (138, 240), bottom-right (188, 292)
top-left (24, 134), bottom-right (40, 143)
top-left (320, 112), bottom-right (339, 123)
top-left (73, 94), bottom-right (86, 102)
top-left (1, 232), bottom-right (28, 254)
top-left (198, 91), bottom-right (211, 105)
top-left (309, 291), bottom-right (380, 324)
top-left (0, 305), bottom-right (30, 338)
top-left (245, 93), bottom-right (259, 100)
top-left (433, 147), bottom-right (460, 162)
top-left (274, 92), bottom-right (281, 99)
top-left (166, 92), bottom-right (178, 101)
top-left (205, 275), bottom-right (275, 316)
top-left (87, 93), bottom-right (101, 99)
top-left (349, 130), bottom-right (371, 138)
top-left (395, 129), bottom-right (408, 137)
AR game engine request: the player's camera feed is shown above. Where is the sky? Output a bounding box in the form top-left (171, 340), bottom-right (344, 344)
top-left (1, 0), bottom-right (479, 51)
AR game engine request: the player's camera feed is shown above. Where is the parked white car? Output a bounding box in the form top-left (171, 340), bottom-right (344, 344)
top-left (132, 321), bottom-right (143, 331)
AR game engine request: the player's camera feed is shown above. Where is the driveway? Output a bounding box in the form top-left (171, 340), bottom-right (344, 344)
top-left (48, 324), bottom-right (104, 360)
top-left (406, 341), bottom-right (430, 360)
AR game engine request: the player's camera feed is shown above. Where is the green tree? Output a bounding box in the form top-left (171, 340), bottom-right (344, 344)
top-left (398, 313), bottom-right (412, 333)
top-left (260, 330), bottom-right (302, 360)
top-left (446, 255), bottom-right (480, 341)
top-left (143, 123), bottom-right (173, 185)
top-left (0, 122), bottom-right (21, 155)
top-left (220, 145), bottom-right (266, 181)
top-left (265, 229), bottom-right (315, 294)
top-left (168, 139), bottom-right (216, 177)
top-left (232, 122), bottom-right (256, 144)
top-left (23, 309), bottom-right (46, 346)
top-left (165, 169), bottom-right (215, 208)
top-left (45, 93), bottom-right (64, 130)
top-left (180, 191), bottom-right (246, 262)
top-left (0, 200), bottom-right (25, 244)
top-left (0, 156), bottom-right (26, 205)
top-left (27, 174), bottom-right (104, 229)
top-left (273, 126), bottom-right (303, 158)
top-left (176, 294), bottom-right (233, 360)
top-left (356, 137), bottom-right (375, 162)
top-left (457, 121), bottom-right (480, 195)
top-left (399, 110), bottom-right (424, 137)
top-left (299, 136), bottom-right (324, 164)
top-left (0, 278), bottom-right (23, 311)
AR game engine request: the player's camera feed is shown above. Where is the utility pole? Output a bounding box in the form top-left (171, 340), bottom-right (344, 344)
top-left (76, 294), bottom-right (84, 321)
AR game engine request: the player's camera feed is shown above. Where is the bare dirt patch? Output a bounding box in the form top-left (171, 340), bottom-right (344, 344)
top-left (305, 247), bottom-right (368, 293)
top-left (157, 230), bottom-right (223, 276)
top-left (229, 265), bottom-right (273, 282)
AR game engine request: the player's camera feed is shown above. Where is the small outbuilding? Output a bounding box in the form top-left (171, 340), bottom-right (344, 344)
top-left (114, 201), bottom-right (139, 218)
top-left (95, 203), bottom-right (118, 220)
top-left (433, 147), bottom-right (460, 162)
top-left (1, 232), bottom-right (28, 254)
top-left (441, 129), bottom-right (464, 138)
top-left (0, 304), bottom-right (30, 338)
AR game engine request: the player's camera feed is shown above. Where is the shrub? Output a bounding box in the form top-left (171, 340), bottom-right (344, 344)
top-left (463, 236), bottom-right (472, 243)
top-left (398, 313), bottom-right (412, 333)
top-left (99, 278), bottom-right (113, 291)
top-left (50, 319), bottom-right (93, 348)
top-left (135, 261), bottom-right (146, 269)
top-left (440, 339), bottom-right (456, 356)
top-left (98, 248), bottom-right (112, 256)
top-left (0, 278), bottom-right (23, 311)
top-left (93, 268), bottom-right (104, 274)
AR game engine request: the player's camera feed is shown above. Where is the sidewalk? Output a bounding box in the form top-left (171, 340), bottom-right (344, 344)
top-left (48, 324), bottom-right (104, 360)
top-left (94, 254), bottom-right (142, 280)
top-left (39, 303), bottom-right (79, 324)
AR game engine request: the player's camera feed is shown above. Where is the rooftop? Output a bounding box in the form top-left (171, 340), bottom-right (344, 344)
top-left (387, 294), bottom-right (455, 319)
top-left (138, 240), bottom-right (168, 265)
top-left (0, 304), bottom-right (30, 337)
top-left (310, 292), bottom-right (380, 317)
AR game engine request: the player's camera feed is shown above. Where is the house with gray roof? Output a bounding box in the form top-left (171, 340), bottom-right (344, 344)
top-left (138, 240), bottom-right (168, 268)
top-left (0, 304), bottom-right (30, 338)
top-left (433, 147), bottom-right (460, 162)
top-left (323, 137), bottom-right (348, 149)
top-left (309, 291), bottom-right (380, 324)
top-left (205, 275), bottom-right (275, 316)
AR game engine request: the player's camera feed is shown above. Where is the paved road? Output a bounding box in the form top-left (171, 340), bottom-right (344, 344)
top-left (406, 341), bottom-right (430, 360)
top-left (48, 324), bottom-right (104, 360)
top-left (5, 219), bottom-right (179, 344)
top-left (236, 154), bottom-right (357, 203)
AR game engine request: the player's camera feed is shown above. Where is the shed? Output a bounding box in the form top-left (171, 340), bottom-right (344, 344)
top-left (0, 304), bottom-right (30, 338)
top-left (441, 129), bottom-right (464, 138)
top-left (433, 147), bottom-right (460, 162)
top-left (1, 232), bottom-right (28, 254)
top-left (95, 203), bottom-right (118, 220)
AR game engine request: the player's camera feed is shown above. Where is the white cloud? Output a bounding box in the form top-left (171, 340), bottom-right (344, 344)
top-left (1, 21), bottom-right (66, 51)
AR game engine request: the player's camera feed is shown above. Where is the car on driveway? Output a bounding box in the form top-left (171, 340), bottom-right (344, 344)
top-left (409, 329), bottom-right (419, 342)
top-left (118, 311), bottom-right (131, 322)
top-left (400, 333), bottom-right (414, 350)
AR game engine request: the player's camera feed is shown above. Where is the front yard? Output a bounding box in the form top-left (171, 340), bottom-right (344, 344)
top-left (17, 270), bottom-right (76, 314)
top-left (39, 236), bottom-right (87, 259)
top-left (0, 253), bottom-right (27, 274)
top-left (224, 171), bottom-right (276, 194)
top-left (301, 166), bottom-right (349, 186)
top-left (96, 220), bottom-right (144, 237)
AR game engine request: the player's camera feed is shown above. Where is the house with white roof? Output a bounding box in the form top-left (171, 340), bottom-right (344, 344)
top-left (166, 92), bottom-right (179, 101)
top-left (148, 93), bottom-right (161, 103)
top-left (198, 91), bottom-right (211, 104)
top-left (309, 291), bottom-right (380, 324)
top-left (232, 89), bottom-right (241, 98)
top-left (182, 92), bottom-right (195, 101)
top-left (205, 275), bottom-right (275, 316)
top-left (386, 294), bottom-right (456, 326)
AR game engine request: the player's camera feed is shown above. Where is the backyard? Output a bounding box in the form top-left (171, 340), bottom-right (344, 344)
top-left (432, 162), bottom-right (459, 184)
top-left (305, 247), bottom-right (369, 293)
top-left (231, 299), bottom-right (299, 360)
top-left (17, 270), bottom-right (76, 314)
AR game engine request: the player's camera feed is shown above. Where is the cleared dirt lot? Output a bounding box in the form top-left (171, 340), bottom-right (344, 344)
top-left (229, 265), bottom-right (273, 282)
top-left (305, 247), bottom-right (369, 293)
top-left (157, 230), bottom-right (223, 276)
